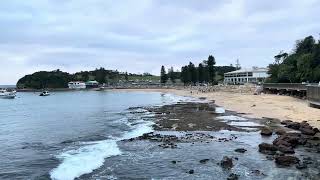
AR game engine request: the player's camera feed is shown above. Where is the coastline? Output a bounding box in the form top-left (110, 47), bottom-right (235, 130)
top-left (111, 88), bottom-right (320, 128)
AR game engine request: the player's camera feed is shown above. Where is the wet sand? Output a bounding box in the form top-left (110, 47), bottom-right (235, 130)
top-left (114, 88), bottom-right (320, 128)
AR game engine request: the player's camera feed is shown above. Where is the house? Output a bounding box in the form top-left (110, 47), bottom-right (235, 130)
top-left (224, 67), bottom-right (269, 84)
top-left (85, 80), bottom-right (99, 88)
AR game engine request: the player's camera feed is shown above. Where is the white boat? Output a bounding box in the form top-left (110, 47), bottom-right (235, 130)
top-left (0, 89), bottom-right (16, 99)
top-left (68, 81), bottom-right (86, 89)
top-left (40, 91), bottom-right (50, 96)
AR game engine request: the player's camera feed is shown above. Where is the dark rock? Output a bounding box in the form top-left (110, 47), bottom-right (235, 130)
top-left (314, 128), bottom-right (319, 133)
top-left (300, 127), bottom-right (316, 136)
top-left (258, 143), bottom-right (277, 154)
top-left (275, 156), bottom-right (300, 166)
top-left (285, 122), bottom-right (301, 130)
top-left (158, 142), bottom-right (177, 149)
top-left (266, 155), bottom-right (275, 160)
top-left (227, 173), bottom-right (239, 180)
top-left (302, 157), bottom-right (313, 164)
top-left (220, 156), bottom-right (233, 169)
top-left (251, 169), bottom-right (266, 176)
top-left (275, 129), bottom-right (286, 135)
top-left (260, 127), bottom-right (273, 136)
top-left (199, 159), bottom-right (210, 164)
top-left (171, 160), bottom-right (177, 164)
top-left (188, 169), bottom-right (194, 174)
top-left (234, 148), bottom-right (247, 153)
top-left (296, 162), bottom-right (307, 169)
top-left (273, 133), bottom-right (305, 147)
top-left (311, 136), bottom-right (320, 140)
top-left (277, 145), bottom-right (295, 154)
top-left (273, 139), bottom-right (292, 147)
top-left (281, 120), bottom-right (293, 125)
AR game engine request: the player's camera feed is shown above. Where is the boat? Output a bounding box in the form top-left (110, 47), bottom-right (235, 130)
top-left (0, 89), bottom-right (16, 99)
top-left (40, 91), bottom-right (50, 96)
top-left (68, 81), bottom-right (86, 89)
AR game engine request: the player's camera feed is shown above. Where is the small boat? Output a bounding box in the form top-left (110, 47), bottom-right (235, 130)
top-left (40, 91), bottom-right (50, 96)
top-left (0, 89), bottom-right (16, 99)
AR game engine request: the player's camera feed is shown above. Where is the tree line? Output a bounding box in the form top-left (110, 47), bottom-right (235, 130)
top-left (17, 68), bottom-right (158, 89)
top-left (268, 35), bottom-right (320, 83)
top-left (160, 55), bottom-right (237, 85)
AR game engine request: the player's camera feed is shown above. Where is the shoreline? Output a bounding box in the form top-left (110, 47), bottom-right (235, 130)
top-left (114, 95), bottom-right (320, 179)
top-left (111, 88), bottom-right (320, 128)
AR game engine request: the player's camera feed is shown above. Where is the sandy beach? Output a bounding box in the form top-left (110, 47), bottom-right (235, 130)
top-left (115, 88), bottom-right (320, 128)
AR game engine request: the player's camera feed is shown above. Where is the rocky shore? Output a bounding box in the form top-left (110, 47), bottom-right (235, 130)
top-left (124, 99), bottom-right (320, 179)
top-left (116, 88), bottom-right (320, 129)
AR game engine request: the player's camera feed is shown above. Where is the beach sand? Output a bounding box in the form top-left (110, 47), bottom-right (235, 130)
top-left (114, 88), bottom-right (320, 128)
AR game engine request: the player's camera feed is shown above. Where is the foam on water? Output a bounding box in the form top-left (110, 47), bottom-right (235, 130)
top-left (50, 140), bottom-right (121, 180)
top-left (216, 115), bottom-right (247, 121)
top-left (161, 93), bottom-right (206, 105)
top-left (214, 107), bottom-right (225, 114)
top-left (50, 120), bottom-right (154, 180)
top-left (228, 121), bottom-right (263, 127)
top-left (121, 121), bottom-right (154, 140)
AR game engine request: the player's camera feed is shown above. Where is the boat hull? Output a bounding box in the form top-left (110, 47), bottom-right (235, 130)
top-left (0, 95), bottom-right (16, 99)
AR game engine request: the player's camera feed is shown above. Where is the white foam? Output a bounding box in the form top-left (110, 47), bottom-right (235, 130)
top-left (50, 140), bottom-right (121, 180)
top-left (228, 121), bottom-right (262, 127)
top-left (161, 93), bottom-right (204, 105)
top-left (50, 121), bottom-right (154, 180)
top-left (121, 121), bottom-right (154, 140)
top-left (216, 115), bottom-right (247, 121)
top-left (215, 107), bottom-right (225, 114)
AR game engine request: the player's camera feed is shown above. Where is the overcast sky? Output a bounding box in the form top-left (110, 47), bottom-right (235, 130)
top-left (1, 0), bottom-right (320, 84)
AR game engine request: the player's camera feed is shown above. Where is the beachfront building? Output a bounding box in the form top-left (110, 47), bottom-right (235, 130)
top-left (68, 81), bottom-right (86, 89)
top-left (85, 80), bottom-right (99, 88)
top-left (224, 67), bottom-right (269, 84)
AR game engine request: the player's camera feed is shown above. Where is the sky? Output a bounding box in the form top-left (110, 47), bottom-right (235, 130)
top-left (0, 0), bottom-right (320, 84)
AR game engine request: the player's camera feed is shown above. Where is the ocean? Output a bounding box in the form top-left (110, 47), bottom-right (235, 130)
top-left (0, 91), bottom-right (193, 179)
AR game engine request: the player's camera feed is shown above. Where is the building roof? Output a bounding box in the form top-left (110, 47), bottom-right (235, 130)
top-left (224, 67), bottom-right (268, 74)
top-left (86, 80), bottom-right (99, 84)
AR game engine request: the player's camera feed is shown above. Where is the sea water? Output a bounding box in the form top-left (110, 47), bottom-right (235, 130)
top-left (0, 91), bottom-right (191, 179)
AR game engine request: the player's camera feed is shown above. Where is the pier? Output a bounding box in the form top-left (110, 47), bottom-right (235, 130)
top-left (263, 83), bottom-right (320, 108)
top-left (307, 85), bottom-right (320, 107)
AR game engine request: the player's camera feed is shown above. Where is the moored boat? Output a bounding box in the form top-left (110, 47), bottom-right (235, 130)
top-left (40, 91), bottom-right (50, 96)
top-left (0, 89), bottom-right (16, 99)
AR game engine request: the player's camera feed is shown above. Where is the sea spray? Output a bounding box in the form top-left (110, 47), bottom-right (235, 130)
top-left (50, 121), bottom-right (154, 180)
top-left (50, 140), bottom-right (121, 180)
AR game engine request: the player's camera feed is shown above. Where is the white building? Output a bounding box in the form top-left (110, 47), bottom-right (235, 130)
top-left (68, 81), bottom-right (86, 89)
top-left (224, 67), bottom-right (269, 84)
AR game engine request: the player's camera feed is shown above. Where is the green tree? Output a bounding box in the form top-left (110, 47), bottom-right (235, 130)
top-left (125, 72), bottom-right (129, 81)
top-left (160, 65), bottom-right (168, 84)
top-left (267, 35), bottom-right (320, 83)
top-left (207, 55), bottom-right (216, 84)
top-left (295, 36), bottom-right (315, 54)
top-left (180, 66), bottom-right (190, 85)
top-left (198, 63), bottom-right (205, 83)
top-left (168, 67), bottom-right (176, 83)
top-left (188, 62), bottom-right (197, 85)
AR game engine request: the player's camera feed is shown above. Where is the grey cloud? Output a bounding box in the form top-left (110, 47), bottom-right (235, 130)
top-left (0, 0), bottom-right (320, 84)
